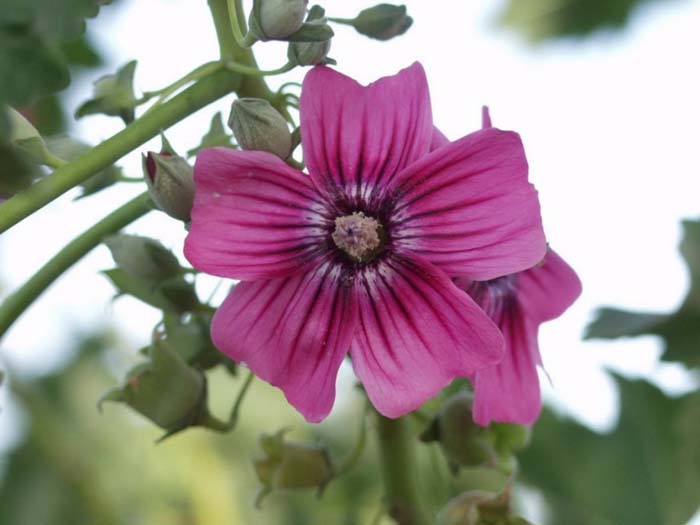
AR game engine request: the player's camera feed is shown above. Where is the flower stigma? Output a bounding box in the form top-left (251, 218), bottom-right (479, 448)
top-left (332, 211), bottom-right (383, 262)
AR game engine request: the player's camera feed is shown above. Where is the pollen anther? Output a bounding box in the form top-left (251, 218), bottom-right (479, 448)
top-left (332, 212), bottom-right (382, 261)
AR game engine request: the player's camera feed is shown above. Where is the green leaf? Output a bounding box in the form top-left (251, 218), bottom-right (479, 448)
top-left (519, 376), bottom-right (700, 525)
top-left (0, 26), bottom-right (70, 109)
top-left (0, 141), bottom-right (38, 197)
top-left (0, 0), bottom-right (111, 111)
top-left (584, 308), bottom-right (667, 339)
top-left (163, 311), bottom-right (223, 369)
top-left (103, 269), bottom-right (198, 313)
top-left (585, 219), bottom-right (700, 368)
top-left (498, 0), bottom-right (663, 42)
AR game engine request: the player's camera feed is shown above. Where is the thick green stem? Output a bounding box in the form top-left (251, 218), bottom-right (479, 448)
top-left (0, 71), bottom-right (238, 233)
top-left (376, 414), bottom-right (432, 525)
top-left (0, 193), bottom-right (152, 341)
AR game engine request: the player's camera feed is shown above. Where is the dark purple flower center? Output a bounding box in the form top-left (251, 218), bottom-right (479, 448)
top-left (465, 275), bottom-right (518, 322)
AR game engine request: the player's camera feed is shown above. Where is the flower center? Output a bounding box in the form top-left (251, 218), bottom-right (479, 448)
top-left (332, 212), bottom-right (382, 262)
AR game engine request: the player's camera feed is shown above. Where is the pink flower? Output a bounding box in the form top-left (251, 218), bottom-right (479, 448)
top-left (457, 250), bottom-right (581, 425)
top-left (445, 107), bottom-right (582, 426)
top-left (184, 64), bottom-right (546, 422)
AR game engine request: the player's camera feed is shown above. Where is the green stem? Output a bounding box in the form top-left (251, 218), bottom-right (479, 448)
top-left (224, 60), bottom-right (295, 77)
top-left (334, 406), bottom-right (368, 476)
top-left (0, 193), bottom-right (152, 341)
top-left (328, 16), bottom-right (355, 25)
top-left (375, 413), bottom-right (432, 525)
top-left (202, 370), bottom-right (255, 432)
top-left (0, 70), bottom-right (239, 233)
top-left (226, 0), bottom-right (257, 47)
top-left (44, 152), bottom-right (68, 170)
top-left (139, 61), bottom-right (225, 109)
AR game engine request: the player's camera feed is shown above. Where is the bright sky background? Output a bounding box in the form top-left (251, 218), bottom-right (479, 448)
top-left (1, 0), bottom-right (699, 513)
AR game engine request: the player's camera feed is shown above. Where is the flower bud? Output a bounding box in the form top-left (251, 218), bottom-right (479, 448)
top-left (104, 234), bottom-right (182, 283)
top-left (99, 341), bottom-right (206, 433)
top-left (287, 39), bottom-right (331, 66)
top-left (228, 98), bottom-right (292, 159)
top-left (249, 0), bottom-right (308, 40)
top-left (75, 60), bottom-right (138, 124)
top-left (7, 108), bottom-right (53, 165)
top-left (437, 490), bottom-right (498, 525)
top-left (287, 6), bottom-right (332, 66)
top-left (351, 4), bottom-right (413, 41)
top-left (420, 391), bottom-right (497, 470)
top-left (253, 429), bottom-right (334, 505)
top-left (142, 144), bottom-right (195, 222)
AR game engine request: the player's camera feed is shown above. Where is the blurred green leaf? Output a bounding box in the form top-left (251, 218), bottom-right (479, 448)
top-left (499, 0), bottom-right (664, 42)
top-left (585, 219), bottom-right (700, 368)
top-left (0, 141), bottom-right (38, 197)
top-left (0, 0), bottom-right (111, 112)
top-left (585, 308), bottom-right (667, 339)
top-left (103, 269), bottom-right (198, 313)
top-left (45, 135), bottom-right (122, 197)
top-left (520, 376), bottom-right (700, 525)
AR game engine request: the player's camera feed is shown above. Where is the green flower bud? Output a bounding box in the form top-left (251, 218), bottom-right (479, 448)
top-left (99, 342), bottom-right (206, 434)
top-left (75, 60), bottom-right (138, 124)
top-left (287, 6), bottom-right (333, 66)
top-left (228, 98), bottom-right (292, 160)
top-left (288, 39), bottom-right (331, 66)
top-left (351, 4), bottom-right (413, 41)
top-left (142, 141), bottom-right (195, 222)
top-left (104, 234), bottom-right (182, 283)
top-left (249, 0), bottom-right (308, 40)
top-left (7, 108), bottom-right (53, 165)
top-left (420, 391), bottom-right (497, 470)
top-left (253, 429), bottom-right (334, 505)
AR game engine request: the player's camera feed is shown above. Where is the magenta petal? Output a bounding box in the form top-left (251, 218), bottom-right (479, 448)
top-left (518, 249), bottom-right (582, 323)
top-left (350, 254), bottom-right (504, 418)
top-left (472, 311), bottom-right (541, 426)
top-left (390, 127), bottom-right (547, 280)
top-left (211, 261), bottom-right (357, 423)
top-left (430, 127), bottom-right (449, 150)
top-left (300, 63), bottom-right (433, 203)
top-left (184, 148), bottom-right (330, 281)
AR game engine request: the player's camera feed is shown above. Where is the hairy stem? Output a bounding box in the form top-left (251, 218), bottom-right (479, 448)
top-left (376, 413), bottom-right (432, 525)
top-left (0, 193), bottom-right (153, 341)
top-left (0, 71), bottom-right (238, 233)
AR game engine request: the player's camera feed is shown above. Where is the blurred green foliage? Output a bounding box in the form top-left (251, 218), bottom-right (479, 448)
top-left (520, 376), bottom-right (700, 525)
top-left (499, 0), bottom-right (669, 42)
top-left (587, 219), bottom-right (700, 368)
